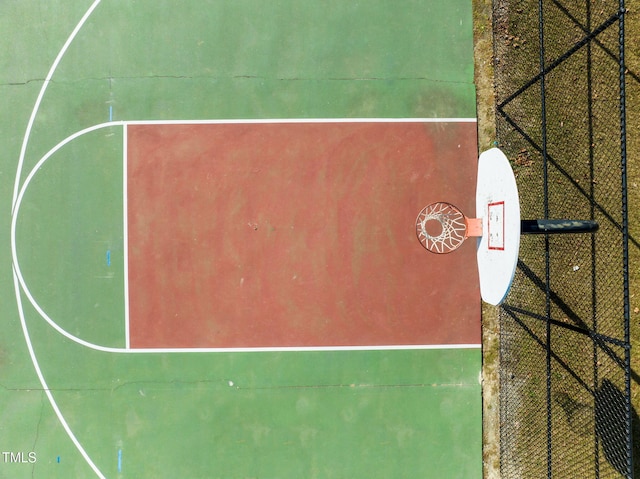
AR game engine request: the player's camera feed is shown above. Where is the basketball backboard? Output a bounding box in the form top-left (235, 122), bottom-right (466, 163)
top-left (475, 147), bottom-right (520, 305)
top-left (416, 147), bottom-right (598, 306)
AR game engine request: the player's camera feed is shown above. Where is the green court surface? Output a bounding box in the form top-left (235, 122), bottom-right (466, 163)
top-left (1, 1), bottom-right (480, 477)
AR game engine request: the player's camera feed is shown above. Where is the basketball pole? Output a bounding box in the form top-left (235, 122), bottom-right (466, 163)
top-left (520, 219), bottom-right (599, 235)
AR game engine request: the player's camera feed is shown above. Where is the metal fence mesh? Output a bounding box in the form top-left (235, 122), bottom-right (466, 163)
top-left (493, 0), bottom-right (632, 477)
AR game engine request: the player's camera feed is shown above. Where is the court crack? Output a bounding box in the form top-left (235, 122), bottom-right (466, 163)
top-left (232, 382), bottom-right (475, 391)
top-left (29, 392), bottom-right (45, 478)
top-left (110, 378), bottom-right (222, 393)
top-left (0, 75), bottom-right (475, 87)
top-left (0, 78), bottom-right (47, 87)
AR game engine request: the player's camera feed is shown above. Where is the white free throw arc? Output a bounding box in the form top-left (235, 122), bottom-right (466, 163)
top-left (476, 148), bottom-right (520, 305)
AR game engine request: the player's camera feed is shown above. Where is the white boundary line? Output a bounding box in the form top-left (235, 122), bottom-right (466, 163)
top-left (11, 0), bottom-right (103, 215)
top-left (123, 118), bottom-right (479, 351)
top-left (12, 118), bottom-right (481, 354)
top-left (123, 123), bottom-right (130, 349)
top-left (12, 122), bottom-right (127, 355)
top-left (12, 268), bottom-right (106, 479)
top-left (11, 3), bottom-right (105, 477)
top-left (125, 117), bottom-right (476, 125)
top-left (122, 117), bottom-right (475, 350)
top-left (127, 344), bottom-right (481, 353)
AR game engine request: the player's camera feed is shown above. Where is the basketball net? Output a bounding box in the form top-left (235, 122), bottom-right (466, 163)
top-left (415, 202), bottom-right (482, 254)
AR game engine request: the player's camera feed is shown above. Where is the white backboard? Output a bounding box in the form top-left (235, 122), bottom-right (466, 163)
top-left (476, 148), bottom-right (520, 305)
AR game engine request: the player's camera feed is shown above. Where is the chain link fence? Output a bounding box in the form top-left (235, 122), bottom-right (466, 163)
top-left (492, 0), bottom-right (632, 477)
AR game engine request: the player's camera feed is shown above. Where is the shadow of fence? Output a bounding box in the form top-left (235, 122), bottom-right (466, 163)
top-left (492, 0), bottom-right (634, 477)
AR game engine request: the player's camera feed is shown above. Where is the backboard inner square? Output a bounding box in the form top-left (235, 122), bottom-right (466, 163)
top-left (488, 201), bottom-right (505, 250)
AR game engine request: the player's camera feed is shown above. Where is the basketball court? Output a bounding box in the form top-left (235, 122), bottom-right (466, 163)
top-left (2, 1), bottom-right (481, 477)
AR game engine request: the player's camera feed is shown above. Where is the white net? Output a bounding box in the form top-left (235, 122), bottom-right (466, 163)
top-left (415, 202), bottom-right (467, 254)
